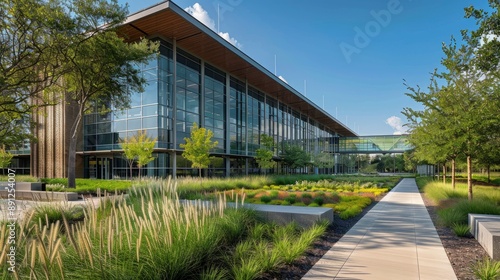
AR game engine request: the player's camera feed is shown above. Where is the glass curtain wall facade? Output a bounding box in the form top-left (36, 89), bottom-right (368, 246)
top-left (82, 38), bottom-right (337, 178)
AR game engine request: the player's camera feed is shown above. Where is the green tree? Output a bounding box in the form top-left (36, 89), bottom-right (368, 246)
top-left (403, 77), bottom-right (462, 188)
top-left (0, 0), bottom-right (66, 146)
top-left (0, 147), bottom-right (14, 175)
top-left (404, 36), bottom-right (495, 200)
top-left (465, 2), bottom-right (500, 185)
top-left (311, 152), bottom-right (334, 171)
top-left (57, 0), bottom-right (158, 188)
top-left (121, 130), bottom-right (157, 180)
top-left (281, 144), bottom-right (309, 173)
top-left (255, 134), bottom-right (276, 174)
top-left (180, 123), bottom-right (218, 178)
top-left (376, 155), bottom-right (404, 173)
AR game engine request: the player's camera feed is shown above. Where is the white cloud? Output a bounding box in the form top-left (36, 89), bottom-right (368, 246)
top-left (218, 32), bottom-right (241, 48)
top-left (278, 75), bottom-right (288, 84)
top-left (386, 116), bottom-right (407, 135)
top-left (185, 3), bottom-right (216, 30)
top-left (185, 3), bottom-right (242, 48)
top-left (481, 34), bottom-right (499, 46)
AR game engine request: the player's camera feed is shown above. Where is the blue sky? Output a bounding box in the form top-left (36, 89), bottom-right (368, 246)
top-left (121, 0), bottom-right (489, 136)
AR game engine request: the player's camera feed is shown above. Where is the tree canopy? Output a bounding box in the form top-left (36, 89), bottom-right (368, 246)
top-left (403, 2), bottom-right (500, 200)
top-left (0, 0), bottom-right (66, 147)
top-left (180, 123), bottom-right (218, 177)
top-left (281, 144), bottom-right (309, 172)
top-left (255, 134), bottom-right (276, 173)
top-left (55, 0), bottom-right (158, 188)
top-left (1, 0), bottom-right (157, 186)
top-left (0, 147), bottom-right (13, 174)
top-left (121, 130), bottom-right (156, 180)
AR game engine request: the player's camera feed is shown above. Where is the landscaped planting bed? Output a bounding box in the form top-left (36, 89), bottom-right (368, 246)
top-left (417, 175), bottom-right (500, 279)
top-left (197, 179), bottom-right (393, 220)
top-left (0, 179), bottom-right (327, 279)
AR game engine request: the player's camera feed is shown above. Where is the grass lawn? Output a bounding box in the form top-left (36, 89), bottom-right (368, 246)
top-left (417, 176), bottom-right (500, 236)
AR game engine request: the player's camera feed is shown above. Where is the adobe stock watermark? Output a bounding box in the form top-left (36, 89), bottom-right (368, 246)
top-left (213, 0), bottom-right (243, 21)
top-left (340, 0), bottom-right (405, 63)
top-left (5, 168), bottom-right (17, 273)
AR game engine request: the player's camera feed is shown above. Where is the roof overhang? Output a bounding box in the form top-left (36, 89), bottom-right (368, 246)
top-left (118, 1), bottom-right (356, 137)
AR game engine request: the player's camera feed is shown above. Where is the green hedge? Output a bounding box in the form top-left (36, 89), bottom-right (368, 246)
top-left (41, 178), bottom-right (132, 194)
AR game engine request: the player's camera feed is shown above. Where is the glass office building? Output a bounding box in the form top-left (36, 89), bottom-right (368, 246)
top-left (82, 38), bottom-right (350, 178)
top-left (14, 1), bottom-right (358, 179)
top-left (79, 1), bottom-right (360, 179)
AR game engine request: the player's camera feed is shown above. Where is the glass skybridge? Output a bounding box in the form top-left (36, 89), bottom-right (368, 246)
top-left (337, 135), bottom-right (412, 154)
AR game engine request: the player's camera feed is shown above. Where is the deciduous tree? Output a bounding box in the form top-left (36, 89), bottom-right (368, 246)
top-left (281, 144), bottom-right (309, 173)
top-left (0, 147), bottom-right (13, 175)
top-left (180, 123), bottom-right (218, 178)
top-left (56, 0), bottom-right (158, 188)
top-left (121, 130), bottom-right (156, 180)
top-left (255, 134), bottom-right (276, 174)
top-left (0, 0), bottom-right (66, 146)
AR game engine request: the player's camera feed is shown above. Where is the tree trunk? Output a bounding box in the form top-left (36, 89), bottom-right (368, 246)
top-left (467, 155), bottom-right (473, 201)
top-left (443, 163), bottom-right (447, 184)
top-left (68, 105), bottom-right (84, 189)
top-left (451, 159), bottom-right (456, 190)
top-left (487, 165), bottom-right (491, 183)
top-left (68, 136), bottom-right (77, 188)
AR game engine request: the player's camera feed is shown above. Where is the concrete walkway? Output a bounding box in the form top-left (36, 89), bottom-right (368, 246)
top-left (302, 178), bottom-right (457, 280)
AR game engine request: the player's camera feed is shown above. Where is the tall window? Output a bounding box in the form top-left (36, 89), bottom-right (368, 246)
top-left (229, 78), bottom-right (246, 155)
top-left (158, 42), bottom-right (174, 148)
top-left (176, 49), bottom-right (201, 148)
top-left (204, 64), bottom-right (226, 153)
top-left (247, 87), bottom-right (264, 155)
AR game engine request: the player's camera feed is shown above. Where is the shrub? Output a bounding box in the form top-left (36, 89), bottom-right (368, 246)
top-left (245, 191), bottom-right (258, 198)
top-left (322, 203), bottom-right (336, 209)
top-left (252, 241), bottom-right (283, 271)
top-left (473, 257), bottom-right (500, 280)
top-left (339, 205), bottom-right (363, 219)
top-left (452, 223), bottom-right (471, 237)
top-left (308, 203), bottom-right (320, 207)
top-left (230, 256), bottom-right (263, 280)
top-left (284, 197), bottom-right (296, 204)
top-left (269, 190), bottom-right (279, 199)
top-left (313, 197), bottom-right (324, 206)
top-left (274, 222), bottom-right (327, 264)
top-left (269, 200), bottom-right (282, 205)
top-left (301, 193), bottom-right (313, 199)
top-left (28, 203), bottom-right (85, 228)
top-left (438, 199), bottom-right (500, 227)
top-left (201, 267), bottom-right (229, 280)
top-left (46, 183), bottom-right (66, 192)
top-left (260, 196), bottom-right (272, 204)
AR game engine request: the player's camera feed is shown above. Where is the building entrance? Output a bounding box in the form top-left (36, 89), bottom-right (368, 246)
top-left (88, 156), bottom-right (113, 179)
top-left (97, 157), bottom-right (112, 179)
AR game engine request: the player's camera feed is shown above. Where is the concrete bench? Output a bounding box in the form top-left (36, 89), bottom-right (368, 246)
top-left (180, 200), bottom-right (334, 228)
top-left (468, 214), bottom-right (500, 260)
top-left (243, 204), bottom-right (334, 228)
top-left (0, 190), bottom-right (79, 201)
top-left (0, 182), bottom-right (44, 191)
